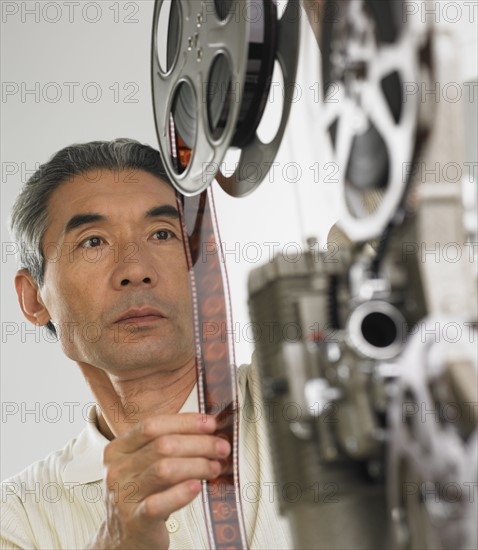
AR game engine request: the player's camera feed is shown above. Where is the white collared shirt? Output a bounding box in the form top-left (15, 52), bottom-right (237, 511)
top-left (1, 362), bottom-right (292, 549)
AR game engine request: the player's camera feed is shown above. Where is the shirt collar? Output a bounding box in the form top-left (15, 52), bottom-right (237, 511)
top-left (62, 388), bottom-right (199, 486)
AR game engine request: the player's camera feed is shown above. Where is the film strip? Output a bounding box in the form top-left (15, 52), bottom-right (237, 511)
top-left (177, 188), bottom-right (248, 549)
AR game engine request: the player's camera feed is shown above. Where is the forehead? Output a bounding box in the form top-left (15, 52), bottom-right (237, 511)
top-left (44, 169), bottom-right (177, 242)
top-left (49, 168), bottom-right (175, 214)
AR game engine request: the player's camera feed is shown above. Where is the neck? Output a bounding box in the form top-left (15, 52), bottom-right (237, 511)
top-left (79, 359), bottom-right (197, 440)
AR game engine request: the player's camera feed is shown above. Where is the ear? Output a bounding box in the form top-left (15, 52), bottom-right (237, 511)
top-left (14, 269), bottom-right (51, 326)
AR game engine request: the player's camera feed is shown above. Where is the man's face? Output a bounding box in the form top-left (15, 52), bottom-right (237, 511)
top-left (39, 169), bottom-right (194, 375)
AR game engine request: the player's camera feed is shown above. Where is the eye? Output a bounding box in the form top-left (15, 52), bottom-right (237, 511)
top-left (153, 229), bottom-right (174, 241)
top-left (80, 236), bottom-right (104, 248)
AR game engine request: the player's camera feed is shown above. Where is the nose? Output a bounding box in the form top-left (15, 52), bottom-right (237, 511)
top-left (112, 243), bottom-right (159, 289)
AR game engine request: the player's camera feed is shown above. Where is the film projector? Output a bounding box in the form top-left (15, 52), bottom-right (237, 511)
top-left (151, 1), bottom-right (477, 549)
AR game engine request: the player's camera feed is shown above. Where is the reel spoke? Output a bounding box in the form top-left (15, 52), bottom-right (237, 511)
top-left (206, 12), bottom-right (247, 74)
top-left (335, 100), bottom-right (357, 184)
top-left (152, 53), bottom-right (188, 142)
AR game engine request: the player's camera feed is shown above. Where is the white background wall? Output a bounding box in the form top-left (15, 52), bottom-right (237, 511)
top-left (1, 1), bottom-right (339, 479)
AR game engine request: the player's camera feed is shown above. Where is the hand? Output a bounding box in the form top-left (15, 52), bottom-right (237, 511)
top-left (86, 413), bottom-right (231, 550)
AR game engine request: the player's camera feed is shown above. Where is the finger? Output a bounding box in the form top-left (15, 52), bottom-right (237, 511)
top-left (106, 413), bottom-right (217, 456)
top-left (139, 458), bottom-right (221, 498)
top-left (122, 435), bottom-right (230, 475)
top-left (142, 434), bottom-right (231, 462)
top-left (135, 480), bottom-right (202, 523)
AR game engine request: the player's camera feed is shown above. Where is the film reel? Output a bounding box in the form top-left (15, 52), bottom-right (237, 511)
top-left (387, 320), bottom-right (478, 550)
top-left (152, 0), bottom-right (300, 197)
top-left (321, 0), bottom-right (432, 241)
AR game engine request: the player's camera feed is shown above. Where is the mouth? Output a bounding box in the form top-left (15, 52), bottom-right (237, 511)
top-left (115, 308), bottom-right (165, 326)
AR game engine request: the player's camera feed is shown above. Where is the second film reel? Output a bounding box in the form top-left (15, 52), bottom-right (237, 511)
top-left (321, 0), bottom-right (433, 242)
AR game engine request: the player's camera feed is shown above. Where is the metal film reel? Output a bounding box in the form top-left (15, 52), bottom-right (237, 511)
top-left (152, 0), bottom-right (300, 196)
top-left (321, 0), bottom-right (432, 241)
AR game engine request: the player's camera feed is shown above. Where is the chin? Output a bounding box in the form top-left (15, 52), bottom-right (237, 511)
top-left (95, 342), bottom-right (193, 371)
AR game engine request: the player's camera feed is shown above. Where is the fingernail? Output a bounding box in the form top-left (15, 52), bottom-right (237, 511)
top-left (219, 459), bottom-right (231, 474)
top-left (189, 480), bottom-right (201, 492)
top-left (216, 439), bottom-right (230, 457)
top-left (211, 461), bottom-right (222, 476)
top-left (199, 415), bottom-right (216, 430)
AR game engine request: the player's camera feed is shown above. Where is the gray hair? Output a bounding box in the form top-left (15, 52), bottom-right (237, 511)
top-left (9, 138), bottom-right (172, 337)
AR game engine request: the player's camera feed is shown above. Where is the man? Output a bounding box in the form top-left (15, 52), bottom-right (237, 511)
top-left (1, 139), bottom-right (292, 549)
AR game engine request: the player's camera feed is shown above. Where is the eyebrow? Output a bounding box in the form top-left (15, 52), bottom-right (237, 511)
top-left (63, 213), bottom-right (104, 235)
top-left (145, 205), bottom-right (179, 220)
top-left (63, 205), bottom-right (180, 236)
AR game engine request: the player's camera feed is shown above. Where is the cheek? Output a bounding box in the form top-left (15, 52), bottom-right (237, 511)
top-left (175, 276), bottom-right (193, 315)
top-left (168, 253), bottom-right (191, 293)
top-left (171, 279), bottom-right (193, 327)
top-left (42, 265), bottom-right (91, 323)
